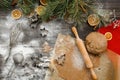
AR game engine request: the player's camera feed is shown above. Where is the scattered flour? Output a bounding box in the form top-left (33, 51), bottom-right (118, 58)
top-left (71, 40), bottom-right (84, 70)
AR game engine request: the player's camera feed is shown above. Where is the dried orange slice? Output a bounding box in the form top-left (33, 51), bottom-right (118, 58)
top-left (35, 5), bottom-right (46, 16)
top-left (40, 0), bottom-right (47, 5)
top-left (88, 14), bottom-right (100, 26)
top-left (104, 32), bottom-right (112, 40)
top-left (11, 9), bottom-right (22, 19)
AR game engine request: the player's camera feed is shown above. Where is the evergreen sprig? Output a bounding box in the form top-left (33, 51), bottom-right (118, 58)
top-left (41, 0), bottom-right (96, 24)
top-left (18, 0), bottom-right (37, 15)
top-left (0, 0), bottom-right (12, 10)
top-left (0, 0), bottom-right (110, 28)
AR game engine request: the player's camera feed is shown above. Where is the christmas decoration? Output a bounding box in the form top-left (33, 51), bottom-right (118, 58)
top-left (0, 0), bottom-right (111, 28)
top-left (0, 0), bottom-right (12, 9)
top-left (11, 9), bottom-right (22, 19)
top-left (40, 0), bottom-right (47, 6)
top-left (18, 0), bottom-right (36, 15)
top-left (98, 20), bottom-right (120, 55)
top-left (87, 14), bottom-right (100, 27)
top-left (35, 5), bottom-right (46, 16)
top-left (41, 0), bottom-right (96, 23)
top-left (38, 0), bottom-right (111, 28)
top-left (104, 32), bottom-right (112, 40)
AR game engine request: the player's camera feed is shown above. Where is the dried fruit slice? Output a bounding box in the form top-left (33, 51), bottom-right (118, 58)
top-left (104, 32), bottom-right (112, 40)
top-left (88, 14), bottom-right (100, 26)
top-left (40, 0), bottom-right (47, 5)
top-left (11, 9), bottom-right (22, 19)
top-left (35, 5), bottom-right (46, 16)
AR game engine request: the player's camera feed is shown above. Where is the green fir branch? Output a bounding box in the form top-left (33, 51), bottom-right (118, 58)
top-left (0, 0), bottom-right (12, 10)
top-left (0, 0), bottom-right (110, 28)
top-left (18, 0), bottom-right (37, 15)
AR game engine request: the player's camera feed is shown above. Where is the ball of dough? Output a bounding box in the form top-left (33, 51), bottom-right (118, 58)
top-left (85, 32), bottom-right (107, 54)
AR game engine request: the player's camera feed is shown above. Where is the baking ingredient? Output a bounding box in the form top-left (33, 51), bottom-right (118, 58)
top-left (86, 32), bottom-right (107, 54)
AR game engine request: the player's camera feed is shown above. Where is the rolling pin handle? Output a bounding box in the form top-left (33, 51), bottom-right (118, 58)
top-left (72, 27), bottom-right (79, 39)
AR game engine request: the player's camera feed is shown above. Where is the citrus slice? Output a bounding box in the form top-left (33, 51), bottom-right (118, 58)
top-left (40, 0), bottom-right (47, 5)
top-left (104, 32), bottom-right (112, 40)
top-left (35, 5), bottom-right (46, 16)
top-left (88, 14), bottom-right (100, 26)
top-left (11, 9), bottom-right (22, 19)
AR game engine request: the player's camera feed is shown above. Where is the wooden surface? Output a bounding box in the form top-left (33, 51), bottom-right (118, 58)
top-left (51, 34), bottom-right (114, 80)
top-left (107, 49), bottom-right (120, 80)
top-left (101, 0), bottom-right (120, 18)
top-left (0, 1), bottom-right (120, 79)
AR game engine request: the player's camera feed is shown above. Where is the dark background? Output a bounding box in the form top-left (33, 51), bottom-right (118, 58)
top-left (101, 0), bottom-right (120, 18)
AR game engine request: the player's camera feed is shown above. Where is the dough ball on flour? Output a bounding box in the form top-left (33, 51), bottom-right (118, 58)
top-left (85, 32), bottom-right (107, 54)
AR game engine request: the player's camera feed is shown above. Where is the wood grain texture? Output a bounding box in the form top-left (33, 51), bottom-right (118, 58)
top-left (51, 34), bottom-right (114, 80)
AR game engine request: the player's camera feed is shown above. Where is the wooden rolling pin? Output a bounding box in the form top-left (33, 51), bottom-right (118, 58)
top-left (72, 26), bottom-right (98, 80)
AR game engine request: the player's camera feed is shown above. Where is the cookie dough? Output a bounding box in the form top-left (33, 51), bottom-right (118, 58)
top-left (85, 32), bottom-right (107, 54)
